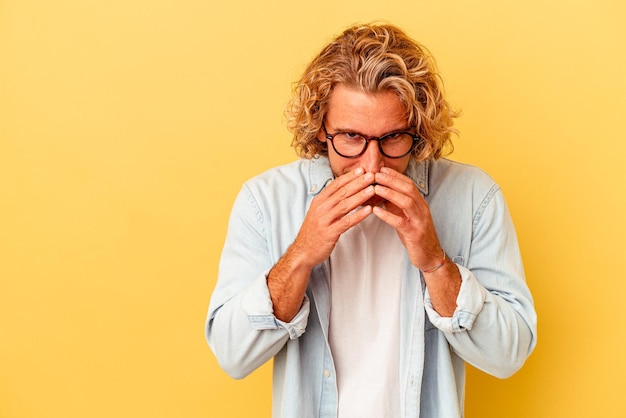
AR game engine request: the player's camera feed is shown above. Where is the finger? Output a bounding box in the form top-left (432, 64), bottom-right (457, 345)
top-left (373, 184), bottom-right (416, 214)
top-left (328, 184), bottom-right (376, 222)
top-left (374, 168), bottom-right (415, 195)
top-left (321, 167), bottom-right (366, 198)
top-left (309, 180), bottom-right (375, 233)
top-left (319, 170), bottom-right (376, 211)
top-left (372, 205), bottom-right (406, 229)
top-left (374, 169), bottom-right (427, 217)
top-left (334, 171), bottom-right (375, 200)
top-left (335, 204), bottom-right (373, 233)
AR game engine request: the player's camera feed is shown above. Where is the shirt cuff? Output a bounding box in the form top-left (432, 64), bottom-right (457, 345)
top-left (241, 270), bottom-right (310, 339)
top-left (424, 264), bottom-right (487, 333)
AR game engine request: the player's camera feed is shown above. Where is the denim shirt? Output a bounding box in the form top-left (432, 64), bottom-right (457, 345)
top-left (206, 157), bottom-right (537, 418)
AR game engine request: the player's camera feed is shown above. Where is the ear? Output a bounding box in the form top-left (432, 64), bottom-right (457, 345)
top-left (317, 127), bottom-right (327, 143)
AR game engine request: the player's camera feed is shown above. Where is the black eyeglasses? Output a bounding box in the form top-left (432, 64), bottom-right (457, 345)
top-left (322, 122), bottom-right (421, 159)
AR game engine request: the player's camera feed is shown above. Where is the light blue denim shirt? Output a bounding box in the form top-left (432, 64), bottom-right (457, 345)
top-left (206, 157), bottom-right (537, 418)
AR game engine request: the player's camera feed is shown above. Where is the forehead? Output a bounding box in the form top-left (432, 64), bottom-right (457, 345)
top-left (325, 85), bottom-right (408, 133)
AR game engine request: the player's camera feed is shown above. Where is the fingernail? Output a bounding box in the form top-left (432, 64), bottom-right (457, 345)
top-left (354, 167), bottom-right (364, 175)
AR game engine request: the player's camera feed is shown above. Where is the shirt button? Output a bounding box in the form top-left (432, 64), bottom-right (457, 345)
top-left (418, 181), bottom-right (426, 189)
top-left (323, 370), bottom-right (331, 378)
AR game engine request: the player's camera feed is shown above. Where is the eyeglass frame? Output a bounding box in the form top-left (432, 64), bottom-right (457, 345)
top-left (321, 122), bottom-right (422, 159)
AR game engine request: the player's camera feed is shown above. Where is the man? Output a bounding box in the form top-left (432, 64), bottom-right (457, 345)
top-left (206, 23), bottom-right (537, 418)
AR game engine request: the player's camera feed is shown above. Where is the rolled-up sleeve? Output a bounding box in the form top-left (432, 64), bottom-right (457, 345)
top-left (425, 185), bottom-right (537, 379)
top-left (424, 265), bottom-right (487, 333)
top-left (206, 185), bottom-right (310, 379)
top-left (242, 270), bottom-right (310, 339)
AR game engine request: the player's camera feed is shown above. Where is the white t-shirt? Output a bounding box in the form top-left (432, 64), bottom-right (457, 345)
top-left (328, 214), bottom-right (404, 418)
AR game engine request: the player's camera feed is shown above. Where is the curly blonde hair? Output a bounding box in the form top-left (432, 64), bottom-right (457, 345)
top-left (286, 23), bottom-right (458, 161)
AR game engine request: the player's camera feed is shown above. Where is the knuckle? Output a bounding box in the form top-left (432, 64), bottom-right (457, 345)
top-left (341, 215), bottom-right (352, 228)
top-left (337, 198), bottom-right (349, 213)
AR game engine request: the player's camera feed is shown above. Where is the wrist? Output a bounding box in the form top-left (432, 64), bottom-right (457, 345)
top-left (284, 240), bottom-right (318, 271)
top-left (422, 248), bottom-right (446, 274)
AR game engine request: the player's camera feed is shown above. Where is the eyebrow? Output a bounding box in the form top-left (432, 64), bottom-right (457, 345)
top-left (332, 126), bottom-right (413, 136)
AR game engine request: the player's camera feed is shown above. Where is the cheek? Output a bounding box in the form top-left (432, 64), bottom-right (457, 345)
top-left (327, 153), bottom-right (353, 176)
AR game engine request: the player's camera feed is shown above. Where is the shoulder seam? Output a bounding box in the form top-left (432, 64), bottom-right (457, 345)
top-left (472, 183), bottom-right (501, 232)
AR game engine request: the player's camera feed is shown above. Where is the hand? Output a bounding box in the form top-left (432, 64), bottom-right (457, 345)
top-left (291, 167), bottom-right (376, 269)
top-left (268, 167), bottom-right (376, 321)
top-left (371, 167), bottom-right (442, 270)
top-left (372, 167), bottom-right (461, 316)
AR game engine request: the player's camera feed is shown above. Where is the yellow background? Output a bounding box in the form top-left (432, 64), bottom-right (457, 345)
top-left (1, 0), bottom-right (625, 417)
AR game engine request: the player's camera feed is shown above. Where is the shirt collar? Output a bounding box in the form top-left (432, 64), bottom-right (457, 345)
top-left (307, 156), bottom-right (334, 195)
top-left (306, 156), bottom-right (430, 196)
top-left (405, 159), bottom-right (430, 196)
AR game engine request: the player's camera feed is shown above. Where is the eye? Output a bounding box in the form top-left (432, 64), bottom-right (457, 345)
top-left (337, 132), bottom-right (366, 142)
top-left (381, 132), bottom-right (408, 143)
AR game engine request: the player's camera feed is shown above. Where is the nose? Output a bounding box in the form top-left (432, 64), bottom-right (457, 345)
top-left (360, 139), bottom-right (385, 173)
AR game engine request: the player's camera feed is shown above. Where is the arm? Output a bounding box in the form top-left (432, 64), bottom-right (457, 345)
top-left (207, 167), bottom-right (378, 377)
top-left (372, 167), bottom-right (536, 377)
top-left (372, 167), bottom-right (462, 316)
top-left (268, 167), bottom-right (376, 322)
top-left (205, 186), bottom-right (298, 379)
top-left (425, 186), bottom-right (537, 378)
